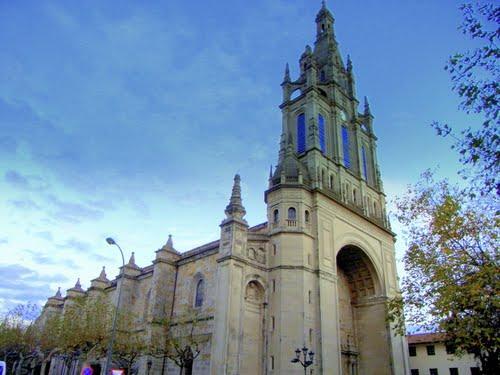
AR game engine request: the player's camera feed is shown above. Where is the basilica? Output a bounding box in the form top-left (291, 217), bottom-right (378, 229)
top-left (40, 3), bottom-right (409, 374)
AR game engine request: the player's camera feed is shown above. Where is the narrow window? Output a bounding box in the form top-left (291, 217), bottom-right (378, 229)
top-left (297, 113), bottom-right (306, 153)
top-left (288, 207), bottom-right (296, 220)
top-left (270, 356), bottom-right (275, 370)
top-left (329, 175), bottom-right (334, 189)
top-left (273, 209), bottom-right (279, 223)
top-left (362, 145), bottom-right (368, 180)
top-left (342, 126), bottom-right (351, 168)
top-left (408, 345), bottom-right (417, 357)
top-left (305, 210), bottom-right (310, 223)
top-left (308, 290), bottom-right (312, 304)
top-left (195, 279), bottom-right (204, 307)
top-left (426, 345), bottom-right (435, 356)
top-left (309, 328), bottom-right (313, 343)
top-left (272, 279), bottom-right (276, 293)
top-left (352, 189), bottom-right (357, 204)
top-left (449, 369), bottom-right (458, 375)
top-left (429, 369), bottom-right (438, 375)
top-left (271, 316), bottom-right (275, 331)
top-left (320, 70), bottom-right (326, 82)
top-left (273, 244), bottom-right (277, 256)
top-left (307, 253), bottom-right (311, 265)
top-left (318, 114), bottom-right (326, 153)
top-left (410, 370), bottom-right (419, 375)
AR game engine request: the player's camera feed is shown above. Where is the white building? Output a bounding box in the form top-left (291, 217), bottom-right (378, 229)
top-left (407, 333), bottom-right (481, 375)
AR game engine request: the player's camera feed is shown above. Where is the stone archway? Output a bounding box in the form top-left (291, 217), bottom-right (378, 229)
top-left (240, 280), bottom-right (265, 375)
top-left (337, 245), bottom-right (388, 375)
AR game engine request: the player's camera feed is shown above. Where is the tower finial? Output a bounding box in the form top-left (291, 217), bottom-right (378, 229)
top-left (364, 96), bottom-right (372, 116)
top-left (166, 234), bottom-right (173, 249)
top-left (347, 54), bottom-right (353, 72)
top-left (98, 266), bottom-right (108, 281)
top-left (224, 174), bottom-right (246, 220)
top-left (283, 63), bottom-right (291, 83)
top-left (55, 287), bottom-right (62, 298)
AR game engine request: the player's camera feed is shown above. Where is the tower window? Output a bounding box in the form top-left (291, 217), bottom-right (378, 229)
top-left (320, 70), bottom-right (326, 82)
top-left (362, 145), bottom-right (368, 181)
top-left (288, 207), bottom-right (297, 220)
top-left (318, 114), bottom-right (326, 153)
top-left (308, 290), bottom-right (312, 304)
top-left (305, 210), bottom-right (310, 223)
top-left (297, 113), bottom-right (306, 153)
top-left (273, 209), bottom-right (279, 223)
top-left (194, 279), bottom-right (205, 307)
top-left (342, 126), bottom-right (351, 168)
top-left (272, 279), bottom-right (276, 293)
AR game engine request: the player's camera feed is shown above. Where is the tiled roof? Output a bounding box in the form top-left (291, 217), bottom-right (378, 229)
top-left (407, 332), bottom-right (448, 344)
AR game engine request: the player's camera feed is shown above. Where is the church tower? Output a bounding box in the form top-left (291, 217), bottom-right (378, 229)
top-left (265, 2), bottom-right (408, 374)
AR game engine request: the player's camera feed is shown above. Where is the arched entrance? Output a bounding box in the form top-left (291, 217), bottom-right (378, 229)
top-left (337, 245), bottom-right (388, 375)
top-left (240, 280), bottom-right (265, 375)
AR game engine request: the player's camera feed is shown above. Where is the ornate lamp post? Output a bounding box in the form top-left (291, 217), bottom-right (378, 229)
top-left (103, 237), bottom-right (126, 375)
top-left (291, 346), bottom-right (314, 375)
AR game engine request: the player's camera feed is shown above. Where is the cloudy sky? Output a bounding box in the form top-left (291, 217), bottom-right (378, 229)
top-left (0, 0), bottom-right (475, 312)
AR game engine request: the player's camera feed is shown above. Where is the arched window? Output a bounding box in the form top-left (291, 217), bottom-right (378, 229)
top-left (342, 125), bottom-right (351, 168)
top-left (288, 207), bottom-right (297, 220)
top-left (320, 70), bottom-right (326, 82)
top-left (195, 279), bottom-right (204, 307)
top-left (318, 114), bottom-right (326, 153)
top-left (305, 210), bottom-right (310, 223)
top-left (297, 113), bottom-right (306, 153)
top-left (273, 209), bottom-right (280, 223)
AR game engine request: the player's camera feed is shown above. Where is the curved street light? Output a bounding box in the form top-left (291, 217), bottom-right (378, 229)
top-left (103, 237), bottom-right (126, 375)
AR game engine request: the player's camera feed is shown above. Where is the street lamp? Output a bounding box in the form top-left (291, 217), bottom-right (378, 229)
top-left (291, 346), bottom-right (314, 375)
top-left (147, 359), bottom-right (153, 375)
top-left (103, 237), bottom-right (126, 375)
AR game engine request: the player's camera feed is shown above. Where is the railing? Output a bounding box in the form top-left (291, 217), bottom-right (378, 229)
top-left (287, 219), bottom-right (297, 227)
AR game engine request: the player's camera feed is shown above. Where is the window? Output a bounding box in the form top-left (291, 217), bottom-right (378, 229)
top-left (342, 125), bottom-right (351, 168)
top-left (426, 345), bottom-right (435, 356)
top-left (329, 175), bottom-right (333, 188)
top-left (273, 209), bottom-right (279, 223)
top-left (361, 145), bottom-right (368, 180)
top-left (470, 368), bottom-right (480, 375)
top-left (409, 345), bottom-right (417, 357)
top-left (270, 356), bottom-right (275, 370)
top-left (272, 279), bottom-right (276, 293)
top-left (308, 290), bottom-right (312, 304)
top-left (273, 244), bottom-right (277, 256)
top-left (320, 70), bottom-right (326, 82)
top-left (449, 368), bottom-right (458, 375)
top-left (430, 369), bottom-right (438, 375)
top-left (307, 253), bottom-right (311, 265)
top-left (271, 316), bottom-right (275, 331)
top-left (318, 114), bottom-right (326, 153)
top-left (288, 207), bottom-right (296, 220)
top-left (411, 370), bottom-right (419, 375)
top-left (309, 328), bottom-right (313, 343)
top-left (194, 279), bottom-right (204, 307)
top-left (305, 210), bottom-right (310, 223)
top-left (297, 113), bottom-right (306, 153)
top-left (445, 343), bottom-right (456, 355)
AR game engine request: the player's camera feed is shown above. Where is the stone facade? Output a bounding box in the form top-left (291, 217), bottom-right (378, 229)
top-left (39, 3), bottom-right (409, 374)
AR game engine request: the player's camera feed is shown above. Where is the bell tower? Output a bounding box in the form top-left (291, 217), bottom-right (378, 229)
top-left (265, 2), bottom-right (408, 374)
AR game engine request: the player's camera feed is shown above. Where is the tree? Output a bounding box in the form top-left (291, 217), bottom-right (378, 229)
top-left (0, 303), bottom-right (41, 374)
top-left (112, 312), bottom-right (149, 374)
top-left (432, 1), bottom-right (499, 196)
top-left (149, 309), bottom-right (208, 375)
top-left (388, 171), bottom-right (499, 374)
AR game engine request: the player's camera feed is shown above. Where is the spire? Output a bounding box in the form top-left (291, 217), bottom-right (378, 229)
top-left (128, 251), bottom-right (136, 266)
top-left (98, 266), bottom-right (109, 281)
top-left (224, 174), bottom-right (246, 220)
top-left (55, 287), bottom-right (62, 298)
top-left (364, 96), bottom-right (372, 116)
top-left (166, 234), bottom-right (174, 249)
top-left (347, 55), bottom-right (353, 73)
top-left (74, 278), bottom-right (83, 290)
top-left (283, 63), bottom-right (291, 83)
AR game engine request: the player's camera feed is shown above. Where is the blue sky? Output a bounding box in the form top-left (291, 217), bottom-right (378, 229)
top-left (0, 0), bottom-right (475, 311)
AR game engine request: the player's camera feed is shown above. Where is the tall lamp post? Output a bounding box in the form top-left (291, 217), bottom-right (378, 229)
top-left (291, 346), bottom-right (314, 375)
top-left (103, 237), bottom-right (126, 375)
